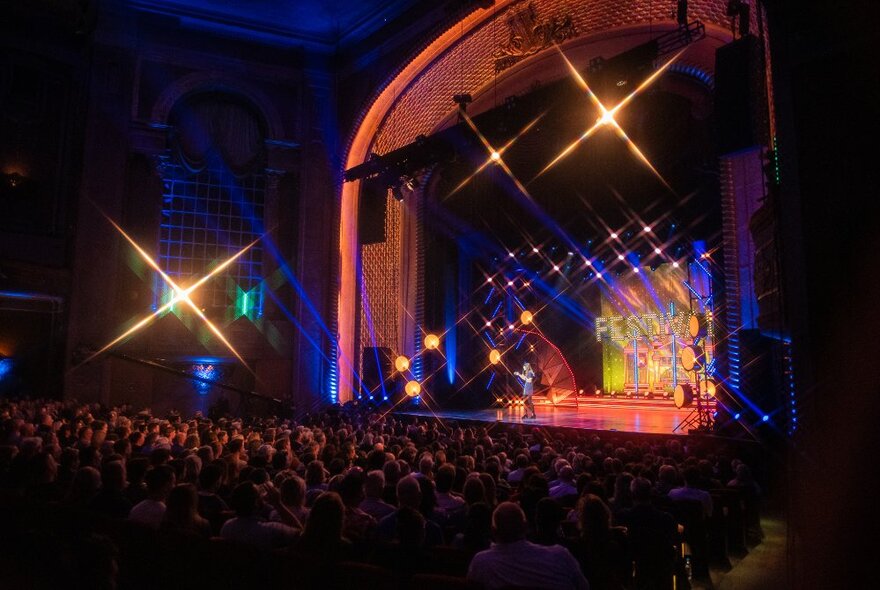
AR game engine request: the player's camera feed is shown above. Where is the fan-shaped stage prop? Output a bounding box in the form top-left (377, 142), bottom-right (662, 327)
top-left (515, 329), bottom-right (578, 406)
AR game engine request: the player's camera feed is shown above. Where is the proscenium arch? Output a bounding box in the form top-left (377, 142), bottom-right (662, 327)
top-left (338, 0), bottom-right (749, 402)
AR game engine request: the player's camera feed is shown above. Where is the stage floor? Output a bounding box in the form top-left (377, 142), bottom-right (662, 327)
top-left (397, 401), bottom-right (699, 435)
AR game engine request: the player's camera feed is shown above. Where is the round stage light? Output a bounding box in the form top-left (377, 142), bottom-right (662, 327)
top-left (394, 355), bottom-right (410, 373)
top-left (610, 232), bottom-right (618, 239)
top-left (689, 314), bottom-right (707, 339)
top-left (633, 267), bottom-right (640, 273)
top-left (507, 280), bottom-right (514, 286)
top-left (654, 247), bottom-right (662, 254)
top-left (520, 310), bottom-right (533, 325)
top-left (701, 379), bottom-right (717, 398)
top-left (585, 259), bottom-right (592, 266)
top-left (680, 345), bottom-right (704, 371)
top-left (532, 247), bottom-right (539, 253)
top-left (617, 254), bottom-right (625, 260)
top-left (485, 321), bottom-right (492, 327)
top-left (508, 324), bottom-right (515, 331)
top-left (553, 265), bottom-right (560, 271)
top-left (644, 226), bottom-right (652, 233)
top-left (405, 380), bottom-right (421, 397)
top-left (672, 261), bottom-right (680, 268)
top-left (596, 272), bottom-right (603, 279)
top-left (490, 150), bottom-right (501, 161)
top-left (674, 383), bottom-right (695, 408)
top-left (424, 334), bottom-right (440, 350)
top-left (489, 349), bottom-right (501, 365)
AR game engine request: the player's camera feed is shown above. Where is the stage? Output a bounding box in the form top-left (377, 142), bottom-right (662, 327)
top-left (397, 397), bottom-right (709, 435)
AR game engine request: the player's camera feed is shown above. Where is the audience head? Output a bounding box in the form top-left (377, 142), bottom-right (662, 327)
top-left (492, 502), bottom-right (528, 543)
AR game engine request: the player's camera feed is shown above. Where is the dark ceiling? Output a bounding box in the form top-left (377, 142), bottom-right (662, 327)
top-left (129, 0), bottom-right (429, 49)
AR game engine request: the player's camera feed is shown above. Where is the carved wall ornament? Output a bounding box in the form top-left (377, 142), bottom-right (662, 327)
top-left (493, 2), bottom-right (579, 73)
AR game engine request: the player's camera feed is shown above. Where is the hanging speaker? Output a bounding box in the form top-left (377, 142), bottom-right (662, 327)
top-left (674, 383), bottom-right (695, 408)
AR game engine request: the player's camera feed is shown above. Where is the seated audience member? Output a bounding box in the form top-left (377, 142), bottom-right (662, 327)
top-left (668, 466), bottom-right (713, 518)
top-left (467, 502), bottom-right (590, 590)
top-left (129, 465), bottom-right (175, 528)
top-left (272, 475), bottom-right (309, 528)
top-left (570, 494), bottom-right (628, 590)
top-left (161, 483), bottom-right (211, 537)
top-left (197, 462), bottom-right (229, 533)
top-left (435, 463), bottom-right (466, 513)
top-left (452, 501), bottom-right (492, 553)
top-left (338, 469), bottom-right (376, 541)
top-left (220, 482), bottom-right (298, 549)
top-left (65, 466), bottom-right (101, 509)
top-left (617, 477), bottom-right (676, 590)
top-left (297, 491), bottom-right (352, 559)
top-left (549, 465), bottom-right (578, 501)
top-left (377, 475), bottom-right (443, 546)
top-left (360, 469), bottom-right (395, 521)
top-left (530, 497), bottom-right (566, 546)
top-left (90, 460), bottom-right (132, 519)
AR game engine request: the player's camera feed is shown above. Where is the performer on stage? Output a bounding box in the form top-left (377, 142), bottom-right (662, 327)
top-left (514, 361), bottom-right (537, 420)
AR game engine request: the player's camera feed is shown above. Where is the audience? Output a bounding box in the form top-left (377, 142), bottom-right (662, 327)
top-left (0, 397), bottom-right (764, 589)
top-left (467, 502), bottom-right (590, 590)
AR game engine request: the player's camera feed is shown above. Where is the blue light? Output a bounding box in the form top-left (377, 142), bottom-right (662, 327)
top-left (192, 363), bottom-right (217, 395)
top-left (0, 358), bottom-right (13, 381)
top-left (762, 415), bottom-right (769, 422)
top-left (734, 413), bottom-right (741, 419)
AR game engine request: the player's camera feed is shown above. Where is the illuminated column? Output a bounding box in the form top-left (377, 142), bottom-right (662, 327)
top-left (670, 301), bottom-right (678, 389)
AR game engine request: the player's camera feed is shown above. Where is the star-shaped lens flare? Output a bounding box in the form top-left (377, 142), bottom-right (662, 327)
top-left (447, 110), bottom-right (544, 200)
top-left (78, 216), bottom-right (262, 369)
top-left (535, 47), bottom-right (686, 191)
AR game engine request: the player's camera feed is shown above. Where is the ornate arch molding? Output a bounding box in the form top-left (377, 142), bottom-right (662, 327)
top-left (150, 71), bottom-right (286, 141)
top-left (337, 0), bottom-right (748, 401)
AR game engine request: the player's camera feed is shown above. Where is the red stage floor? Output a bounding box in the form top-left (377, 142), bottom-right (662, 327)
top-left (398, 398), bottom-right (707, 435)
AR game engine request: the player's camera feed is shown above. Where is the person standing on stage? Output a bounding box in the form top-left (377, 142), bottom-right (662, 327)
top-left (514, 362), bottom-right (537, 420)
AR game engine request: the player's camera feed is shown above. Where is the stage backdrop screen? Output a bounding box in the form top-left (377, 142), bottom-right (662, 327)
top-left (595, 263), bottom-right (693, 394)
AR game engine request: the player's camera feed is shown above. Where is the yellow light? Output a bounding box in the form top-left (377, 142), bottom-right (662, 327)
top-left (405, 380), bottom-right (421, 397)
top-left (489, 349), bottom-right (501, 365)
top-left (394, 355), bottom-right (410, 372)
top-left (490, 151), bottom-right (501, 161)
top-left (520, 310), bottom-right (533, 325)
top-left (424, 333), bottom-right (440, 350)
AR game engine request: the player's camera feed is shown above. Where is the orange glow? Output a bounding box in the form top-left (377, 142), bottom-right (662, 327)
top-left (536, 47), bottom-right (685, 189)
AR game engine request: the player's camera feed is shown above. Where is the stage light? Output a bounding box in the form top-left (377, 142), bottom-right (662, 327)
top-left (734, 413), bottom-right (741, 419)
top-left (654, 247), bottom-right (662, 254)
top-left (405, 380), bottom-right (421, 397)
top-left (553, 265), bottom-right (560, 271)
top-left (585, 259), bottom-right (592, 266)
top-left (532, 247), bottom-right (539, 253)
top-left (490, 150), bottom-right (501, 161)
top-left (567, 251), bottom-right (573, 256)
top-left (489, 349), bottom-right (501, 365)
top-left (485, 321), bottom-right (492, 327)
top-left (644, 226), bottom-right (652, 232)
top-left (508, 251), bottom-right (515, 258)
top-left (424, 334), bottom-right (440, 350)
top-left (395, 355), bottom-right (410, 372)
top-left (596, 272), bottom-right (603, 279)
top-left (762, 415), bottom-right (769, 422)
top-left (507, 280), bottom-right (514, 287)
top-left (672, 261), bottom-right (680, 268)
top-left (486, 278), bottom-right (492, 284)
top-left (617, 254), bottom-right (625, 261)
top-left (610, 232), bottom-right (618, 239)
top-left (520, 310), bottom-right (533, 325)
top-left (633, 267), bottom-right (639, 273)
